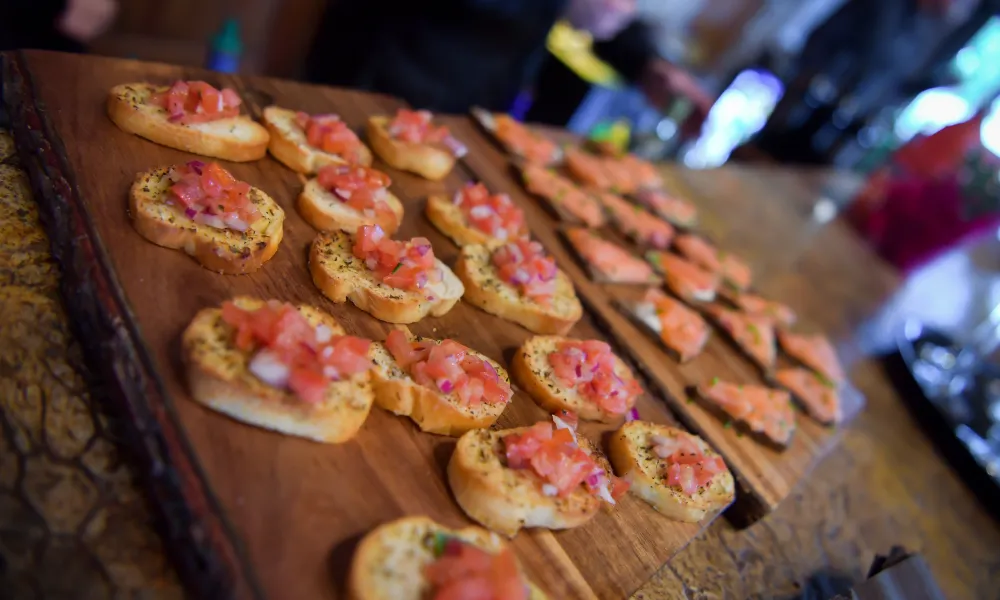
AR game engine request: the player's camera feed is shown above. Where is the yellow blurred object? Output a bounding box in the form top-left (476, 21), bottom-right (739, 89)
top-left (546, 21), bottom-right (623, 88)
top-left (588, 120), bottom-right (631, 155)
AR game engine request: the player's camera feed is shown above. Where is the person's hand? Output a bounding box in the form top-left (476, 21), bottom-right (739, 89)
top-left (57, 0), bottom-right (118, 43)
top-left (564, 0), bottom-right (637, 41)
top-left (639, 58), bottom-right (714, 133)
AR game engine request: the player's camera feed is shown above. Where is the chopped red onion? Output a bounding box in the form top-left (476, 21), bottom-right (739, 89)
top-left (188, 160), bottom-right (205, 174)
top-left (438, 379), bottom-right (454, 394)
top-left (469, 205), bottom-right (494, 220)
top-left (184, 208), bottom-right (197, 219)
top-left (541, 484), bottom-right (558, 497)
top-left (249, 350), bottom-right (289, 388)
top-left (195, 212), bottom-right (227, 229)
top-left (223, 215), bottom-right (249, 232)
top-left (443, 135), bottom-right (467, 158)
top-left (323, 366), bottom-right (341, 380)
top-left (334, 188), bottom-right (352, 200)
top-left (595, 481), bottom-right (616, 505)
top-left (365, 257), bottom-right (378, 271)
top-left (315, 324), bottom-right (333, 343)
top-left (552, 414), bottom-right (577, 444)
top-left (625, 407), bottom-right (640, 422)
top-left (414, 244), bottom-right (431, 257)
top-left (453, 189), bottom-right (464, 206)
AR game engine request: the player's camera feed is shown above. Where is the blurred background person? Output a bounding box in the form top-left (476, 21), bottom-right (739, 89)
top-left (0, 0), bottom-right (118, 53)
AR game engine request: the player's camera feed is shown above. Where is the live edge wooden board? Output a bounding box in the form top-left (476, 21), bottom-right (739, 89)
top-left (1, 51), bottom-right (851, 600)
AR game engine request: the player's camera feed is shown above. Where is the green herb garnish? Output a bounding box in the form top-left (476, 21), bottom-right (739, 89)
top-left (710, 376), bottom-right (720, 386)
top-left (814, 372), bottom-right (836, 388)
top-left (724, 421), bottom-right (733, 429)
top-left (428, 532), bottom-right (450, 557)
top-left (391, 262), bottom-right (403, 274)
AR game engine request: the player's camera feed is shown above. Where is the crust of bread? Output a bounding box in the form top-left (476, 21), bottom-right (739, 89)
top-left (447, 427), bottom-right (605, 537)
top-left (369, 332), bottom-right (511, 436)
top-left (511, 335), bottom-right (639, 422)
top-left (107, 83), bottom-right (268, 162)
top-left (181, 297), bottom-right (375, 443)
top-left (608, 421), bottom-right (734, 522)
top-left (262, 105), bottom-right (373, 173)
top-left (348, 515), bottom-right (547, 600)
top-left (366, 116), bottom-right (455, 181)
top-left (129, 166), bottom-right (284, 274)
top-left (309, 230), bottom-right (463, 323)
top-left (454, 244), bottom-right (582, 335)
top-left (297, 179), bottom-right (404, 235)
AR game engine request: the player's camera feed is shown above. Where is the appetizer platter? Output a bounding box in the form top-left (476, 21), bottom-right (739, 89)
top-left (3, 51), bottom-right (741, 600)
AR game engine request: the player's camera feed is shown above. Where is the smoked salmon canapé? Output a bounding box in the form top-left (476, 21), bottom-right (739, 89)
top-left (634, 188), bottom-right (698, 228)
top-left (425, 182), bottom-right (530, 247)
top-left (695, 378), bottom-right (796, 448)
top-left (309, 225), bottom-right (464, 324)
top-left (702, 304), bottom-right (777, 373)
top-left (448, 417), bottom-right (629, 537)
top-left (181, 297), bottom-right (377, 444)
top-left (608, 421), bottom-right (734, 522)
top-left (561, 227), bottom-right (661, 284)
top-left (455, 239), bottom-right (583, 335)
top-left (777, 330), bottom-right (846, 384)
top-left (720, 288), bottom-right (797, 327)
top-left (774, 367), bottom-right (842, 425)
top-left (298, 164), bottom-right (404, 235)
top-left (625, 288), bottom-right (710, 362)
top-left (511, 336), bottom-right (643, 423)
top-left (262, 106), bottom-right (373, 173)
top-left (471, 107), bottom-right (562, 166)
top-left (596, 192), bottom-right (675, 249)
top-left (369, 328), bottom-right (513, 435)
top-left (348, 516), bottom-right (548, 600)
top-left (129, 162), bottom-right (285, 275)
top-left (645, 250), bottom-right (720, 303)
top-left (673, 234), bottom-right (752, 291)
top-left (616, 153), bottom-right (664, 191)
top-left (520, 163), bottom-right (605, 227)
top-left (367, 109), bottom-right (467, 181)
top-left (563, 146), bottom-right (635, 194)
top-left (107, 81), bottom-right (269, 162)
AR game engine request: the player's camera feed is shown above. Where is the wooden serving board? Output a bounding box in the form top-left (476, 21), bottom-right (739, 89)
top-left (2, 51), bottom-right (723, 600)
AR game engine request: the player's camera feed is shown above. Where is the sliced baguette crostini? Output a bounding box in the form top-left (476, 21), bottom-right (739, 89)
top-left (369, 328), bottom-right (513, 436)
top-left (608, 421), bottom-right (734, 522)
top-left (107, 81), bottom-right (268, 162)
top-left (454, 240), bottom-right (582, 335)
top-left (309, 227), bottom-right (463, 324)
top-left (348, 515), bottom-right (548, 600)
top-left (425, 182), bottom-right (530, 247)
top-left (298, 164), bottom-right (404, 235)
top-left (448, 418), bottom-right (627, 537)
top-left (181, 297), bottom-right (377, 444)
top-left (366, 109), bottom-right (466, 181)
top-left (262, 105), bottom-right (372, 173)
top-left (129, 162), bottom-right (284, 274)
top-left (511, 335), bottom-right (641, 423)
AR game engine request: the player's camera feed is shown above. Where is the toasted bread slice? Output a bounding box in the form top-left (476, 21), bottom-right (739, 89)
top-left (608, 421), bottom-right (734, 522)
top-left (262, 105), bottom-right (372, 173)
top-left (348, 515), bottom-right (547, 600)
top-left (424, 193), bottom-right (527, 247)
top-left (309, 230), bottom-right (463, 323)
top-left (107, 83), bottom-right (268, 162)
top-left (511, 335), bottom-right (639, 422)
top-left (129, 166), bottom-right (284, 274)
top-left (694, 379), bottom-right (796, 448)
top-left (621, 288), bottom-right (710, 362)
top-left (366, 116), bottom-right (456, 181)
top-left (448, 427), bottom-right (608, 537)
top-left (369, 332), bottom-right (511, 436)
top-left (181, 297), bottom-right (375, 443)
top-left (297, 178), bottom-right (404, 235)
top-left (454, 243), bottom-right (582, 335)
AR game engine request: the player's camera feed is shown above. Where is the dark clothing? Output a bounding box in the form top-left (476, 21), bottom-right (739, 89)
top-left (305, 0), bottom-right (657, 113)
top-left (0, 1), bottom-right (83, 53)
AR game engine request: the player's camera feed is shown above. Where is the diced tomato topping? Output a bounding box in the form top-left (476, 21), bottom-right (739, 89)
top-left (292, 111), bottom-right (366, 162)
top-left (149, 80), bottom-right (241, 124)
top-left (425, 539), bottom-right (527, 600)
top-left (610, 475), bottom-right (631, 501)
top-left (166, 161), bottom-right (260, 228)
top-left (352, 225), bottom-right (440, 291)
top-left (548, 340), bottom-right (641, 416)
top-left (220, 300), bottom-right (373, 403)
top-left (495, 115), bottom-right (558, 165)
top-left (653, 434), bottom-right (726, 496)
top-left (316, 165), bottom-right (397, 230)
top-left (491, 239), bottom-right (558, 304)
top-left (387, 108), bottom-right (450, 144)
top-left (453, 182), bottom-right (528, 241)
top-left (385, 330), bottom-right (512, 407)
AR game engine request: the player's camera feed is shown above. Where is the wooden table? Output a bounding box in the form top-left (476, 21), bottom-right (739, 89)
top-left (1, 65), bottom-right (999, 600)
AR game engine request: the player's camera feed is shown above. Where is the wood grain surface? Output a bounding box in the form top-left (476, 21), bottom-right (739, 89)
top-left (3, 50), bottom-right (724, 600)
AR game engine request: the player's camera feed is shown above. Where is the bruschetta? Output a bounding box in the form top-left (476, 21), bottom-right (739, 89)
top-left (454, 239), bottom-right (582, 335)
top-left (702, 304), bottom-right (776, 372)
top-left (623, 288), bottom-right (710, 362)
top-left (366, 109), bottom-right (466, 181)
top-left (774, 367), bottom-right (842, 425)
top-left (511, 336), bottom-right (642, 422)
top-left (470, 107), bottom-right (561, 166)
top-left (562, 227), bottom-right (660, 284)
top-left (448, 418), bottom-right (628, 537)
top-left (129, 162), bottom-right (284, 274)
top-left (370, 328), bottom-right (513, 436)
top-left (645, 251), bottom-right (719, 303)
top-left (348, 515), bottom-right (547, 600)
top-left (634, 189), bottom-right (698, 229)
top-left (425, 182), bottom-right (529, 247)
top-left (298, 164), bottom-right (404, 234)
top-left (608, 421), bottom-right (734, 521)
top-left (309, 226), bottom-right (463, 324)
top-left (262, 106), bottom-right (372, 173)
top-left (520, 163), bottom-right (605, 227)
top-left (181, 297), bottom-right (376, 443)
top-left (563, 146), bottom-right (634, 194)
top-left (721, 289), bottom-right (797, 327)
top-left (777, 330), bottom-right (846, 384)
top-left (674, 234), bottom-right (752, 291)
top-left (695, 378), bottom-right (796, 448)
top-left (107, 81), bottom-right (268, 162)
top-left (595, 191), bottom-right (675, 249)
